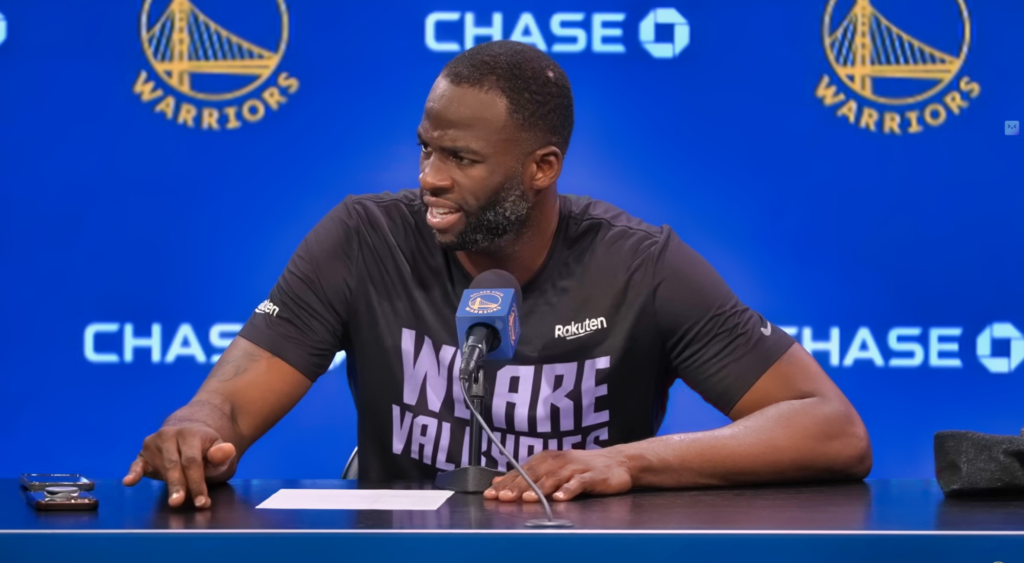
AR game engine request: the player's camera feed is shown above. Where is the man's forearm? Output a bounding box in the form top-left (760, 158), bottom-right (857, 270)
top-left (613, 397), bottom-right (872, 489)
top-left (161, 337), bottom-right (280, 456)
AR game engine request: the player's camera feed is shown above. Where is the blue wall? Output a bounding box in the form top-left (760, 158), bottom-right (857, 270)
top-left (1, 0), bottom-right (1021, 481)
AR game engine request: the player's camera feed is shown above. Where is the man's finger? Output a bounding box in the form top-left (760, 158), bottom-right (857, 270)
top-left (493, 475), bottom-right (525, 501)
top-left (484, 469), bottom-right (518, 500)
top-left (497, 465), bottom-right (544, 502)
top-left (179, 435), bottom-right (210, 509)
top-left (553, 473), bottom-right (590, 501)
top-left (158, 441), bottom-right (188, 508)
top-left (122, 457), bottom-right (146, 486)
top-left (506, 457), bottom-right (556, 501)
top-left (492, 454), bottom-right (556, 501)
top-left (522, 472), bottom-right (570, 503)
top-left (205, 441), bottom-right (236, 468)
top-left (497, 468), bottom-right (520, 487)
top-left (486, 469), bottom-right (519, 493)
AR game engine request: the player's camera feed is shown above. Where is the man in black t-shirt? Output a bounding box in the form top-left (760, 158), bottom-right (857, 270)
top-left (124, 41), bottom-right (871, 508)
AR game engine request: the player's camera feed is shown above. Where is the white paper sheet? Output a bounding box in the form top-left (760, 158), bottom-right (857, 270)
top-left (256, 489), bottom-right (454, 511)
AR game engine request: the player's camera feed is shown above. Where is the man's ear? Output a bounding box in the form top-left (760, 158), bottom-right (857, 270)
top-left (528, 146), bottom-right (564, 191)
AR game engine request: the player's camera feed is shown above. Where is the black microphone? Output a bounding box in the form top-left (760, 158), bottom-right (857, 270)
top-left (436, 269), bottom-right (572, 528)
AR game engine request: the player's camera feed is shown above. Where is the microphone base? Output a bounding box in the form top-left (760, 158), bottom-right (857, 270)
top-left (526, 519), bottom-right (574, 528)
top-left (434, 466), bottom-right (505, 493)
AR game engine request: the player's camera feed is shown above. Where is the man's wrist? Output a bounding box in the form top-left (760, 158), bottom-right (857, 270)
top-left (163, 407), bottom-right (222, 431)
top-left (607, 441), bottom-right (658, 489)
top-left (164, 399), bottom-right (242, 446)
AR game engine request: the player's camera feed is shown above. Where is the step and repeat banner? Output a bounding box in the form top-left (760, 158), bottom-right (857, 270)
top-left (0, 1), bottom-right (1021, 480)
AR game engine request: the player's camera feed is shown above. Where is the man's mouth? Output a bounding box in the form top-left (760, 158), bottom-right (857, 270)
top-left (426, 205), bottom-right (464, 230)
top-left (423, 195), bottom-right (465, 232)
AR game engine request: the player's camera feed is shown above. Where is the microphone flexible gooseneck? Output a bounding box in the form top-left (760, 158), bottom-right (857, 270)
top-left (459, 373), bottom-right (573, 528)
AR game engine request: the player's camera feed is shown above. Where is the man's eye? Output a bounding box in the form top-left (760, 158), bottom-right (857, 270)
top-left (418, 143), bottom-right (430, 154)
top-left (451, 154), bottom-right (469, 164)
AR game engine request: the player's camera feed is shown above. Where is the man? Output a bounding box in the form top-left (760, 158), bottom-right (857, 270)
top-left (124, 41), bottom-right (871, 509)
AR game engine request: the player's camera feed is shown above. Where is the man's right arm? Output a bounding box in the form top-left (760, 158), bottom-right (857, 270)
top-left (122, 335), bottom-right (312, 509)
top-left (125, 199), bottom-right (362, 509)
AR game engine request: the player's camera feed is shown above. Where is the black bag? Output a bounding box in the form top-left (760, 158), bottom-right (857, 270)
top-left (934, 428), bottom-right (1024, 497)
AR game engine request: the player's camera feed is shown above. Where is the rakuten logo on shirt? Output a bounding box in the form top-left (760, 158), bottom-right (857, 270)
top-left (255, 299), bottom-right (280, 316)
top-left (555, 317), bottom-right (608, 340)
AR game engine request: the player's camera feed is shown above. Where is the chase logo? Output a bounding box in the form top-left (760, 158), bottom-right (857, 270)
top-left (778, 321), bottom-right (1024, 374)
top-left (82, 321), bottom-right (346, 370)
top-left (466, 290), bottom-right (503, 314)
top-left (425, 8), bottom-right (690, 59)
top-left (639, 9), bottom-right (689, 59)
top-left (815, 0), bottom-right (980, 134)
top-left (976, 322), bottom-right (1024, 374)
top-left (133, 0), bottom-right (300, 130)
top-left (0, 11), bottom-right (7, 46)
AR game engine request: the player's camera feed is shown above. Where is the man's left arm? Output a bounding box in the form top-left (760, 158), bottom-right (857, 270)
top-left (485, 230), bottom-right (871, 502)
top-left (612, 341), bottom-right (872, 491)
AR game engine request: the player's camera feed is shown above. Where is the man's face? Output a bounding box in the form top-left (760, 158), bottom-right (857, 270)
top-left (417, 77), bottom-right (532, 252)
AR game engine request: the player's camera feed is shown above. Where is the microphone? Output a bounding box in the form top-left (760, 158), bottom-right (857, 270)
top-left (455, 269), bottom-right (522, 382)
top-left (436, 269), bottom-right (572, 528)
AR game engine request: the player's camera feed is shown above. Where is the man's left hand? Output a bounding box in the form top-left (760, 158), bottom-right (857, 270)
top-left (483, 448), bottom-right (633, 502)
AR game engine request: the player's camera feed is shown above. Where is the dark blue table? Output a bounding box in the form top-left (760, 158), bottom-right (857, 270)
top-left (1, 479), bottom-right (1022, 562)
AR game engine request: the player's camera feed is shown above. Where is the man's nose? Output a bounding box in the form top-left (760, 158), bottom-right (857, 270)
top-left (419, 158), bottom-right (453, 192)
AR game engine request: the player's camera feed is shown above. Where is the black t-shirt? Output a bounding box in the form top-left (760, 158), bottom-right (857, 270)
top-left (239, 190), bottom-right (795, 482)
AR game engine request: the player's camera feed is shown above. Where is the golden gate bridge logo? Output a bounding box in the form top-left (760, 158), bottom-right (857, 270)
top-left (465, 291), bottom-right (504, 314)
top-left (815, 0), bottom-right (979, 135)
top-left (133, 0), bottom-right (300, 130)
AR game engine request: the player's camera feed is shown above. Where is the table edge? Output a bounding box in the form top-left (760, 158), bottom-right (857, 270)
top-left (2, 529), bottom-right (1024, 536)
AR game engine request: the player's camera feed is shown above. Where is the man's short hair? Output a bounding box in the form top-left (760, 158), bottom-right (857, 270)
top-left (442, 40), bottom-right (575, 156)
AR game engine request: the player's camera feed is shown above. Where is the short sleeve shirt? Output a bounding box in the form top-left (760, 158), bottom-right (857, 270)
top-left (238, 190), bottom-right (796, 483)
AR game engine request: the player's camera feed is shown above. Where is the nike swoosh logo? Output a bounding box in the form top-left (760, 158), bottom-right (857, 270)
top-left (761, 323), bottom-right (772, 336)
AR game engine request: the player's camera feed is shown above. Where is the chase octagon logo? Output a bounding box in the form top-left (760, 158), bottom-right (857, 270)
top-left (133, 0), bottom-right (299, 130)
top-left (977, 322), bottom-right (1024, 374)
top-left (815, 0), bottom-right (980, 134)
top-left (466, 291), bottom-right (503, 314)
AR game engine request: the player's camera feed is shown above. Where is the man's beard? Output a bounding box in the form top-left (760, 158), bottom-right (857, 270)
top-left (436, 175), bottom-right (531, 253)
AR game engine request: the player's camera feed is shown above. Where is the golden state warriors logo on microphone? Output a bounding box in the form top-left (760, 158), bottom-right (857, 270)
top-left (815, 0), bottom-right (979, 134)
top-left (508, 305), bottom-right (518, 346)
top-left (466, 291), bottom-right (503, 315)
top-left (133, 0), bottom-right (299, 130)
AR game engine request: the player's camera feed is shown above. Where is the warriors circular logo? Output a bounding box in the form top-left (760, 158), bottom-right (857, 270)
top-left (133, 0), bottom-right (299, 130)
top-left (815, 0), bottom-right (979, 134)
top-left (466, 291), bottom-right (503, 314)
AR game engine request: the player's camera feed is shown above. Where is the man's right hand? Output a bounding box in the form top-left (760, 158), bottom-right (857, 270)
top-left (120, 337), bottom-right (313, 510)
top-left (122, 424), bottom-right (237, 509)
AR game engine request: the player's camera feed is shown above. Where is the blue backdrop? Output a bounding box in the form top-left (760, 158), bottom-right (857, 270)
top-left (1, 0), bottom-right (1021, 481)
